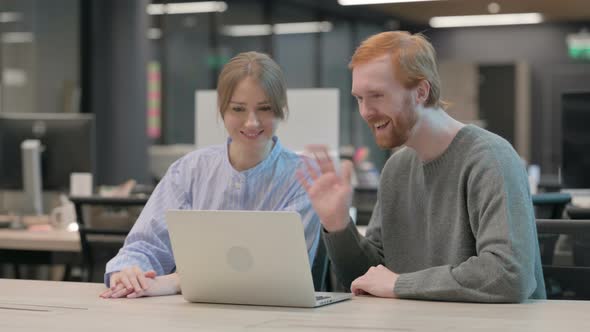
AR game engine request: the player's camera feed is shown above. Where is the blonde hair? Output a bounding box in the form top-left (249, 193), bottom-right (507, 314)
top-left (349, 31), bottom-right (446, 109)
top-left (217, 51), bottom-right (288, 119)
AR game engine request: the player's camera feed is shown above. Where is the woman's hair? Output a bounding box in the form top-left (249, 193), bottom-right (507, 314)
top-left (217, 51), bottom-right (288, 119)
top-left (349, 31), bottom-right (446, 109)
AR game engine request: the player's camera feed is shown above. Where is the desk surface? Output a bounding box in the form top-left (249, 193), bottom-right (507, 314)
top-left (0, 228), bottom-right (80, 252)
top-left (0, 279), bottom-right (589, 331)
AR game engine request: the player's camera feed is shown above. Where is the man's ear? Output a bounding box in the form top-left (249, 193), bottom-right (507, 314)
top-left (414, 80), bottom-right (431, 106)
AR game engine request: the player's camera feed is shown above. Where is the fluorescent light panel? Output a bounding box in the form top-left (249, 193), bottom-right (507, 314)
top-left (430, 13), bottom-right (543, 28)
top-left (338, 0), bottom-right (437, 5)
top-left (221, 24), bottom-right (272, 37)
top-left (0, 12), bottom-right (22, 23)
top-left (221, 21), bottom-right (333, 37)
top-left (1, 32), bottom-right (34, 43)
top-left (274, 21), bottom-right (333, 34)
top-left (147, 2), bottom-right (227, 15)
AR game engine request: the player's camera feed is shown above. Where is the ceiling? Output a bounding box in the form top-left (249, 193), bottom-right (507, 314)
top-left (367, 0), bottom-right (590, 25)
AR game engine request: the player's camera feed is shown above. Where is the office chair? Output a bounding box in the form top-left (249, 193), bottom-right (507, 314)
top-left (566, 205), bottom-right (590, 219)
top-left (566, 206), bottom-right (590, 267)
top-left (70, 196), bottom-right (147, 282)
top-left (532, 193), bottom-right (572, 265)
top-left (537, 218), bottom-right (590, 300)
top-left (77, 225), bottom-right (130, 282)
top-left (532, 193), bottom-right (572, 219)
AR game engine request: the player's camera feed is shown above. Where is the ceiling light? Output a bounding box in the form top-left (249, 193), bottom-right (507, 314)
top-left (0, 12), bottom-right (22, 23)
top-left (338, 0), bottom-right (438, 5)
top-left (1, 32), bottom-right (34, 43)
top-left (487, 2), bottom-right (500, 14)
top-left (221, 24), bottom-right (272, 37)
top-left (274, 21), bottom-right (333, 34)
top-left (221, 21), bottom-right (333, 37)
top-left (147, 2), bottom-right (227, 15)
top-left (429, 13), bottom-right (543, 28)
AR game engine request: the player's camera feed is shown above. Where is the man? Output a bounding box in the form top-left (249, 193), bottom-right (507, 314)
top-left (298, 31), bottom-right (546, 302)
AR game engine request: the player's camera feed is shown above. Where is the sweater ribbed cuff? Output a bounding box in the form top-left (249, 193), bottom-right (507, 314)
top-left (394, 273), bottom-right (419, 298)
top-left (322, 220), bottom-right (357, 245)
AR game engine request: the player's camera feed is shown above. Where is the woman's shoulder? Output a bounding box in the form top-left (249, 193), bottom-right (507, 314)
top-left (172, 144), bottom-right (226, 170)
top-left (273, 143), bottom-right (306, 168)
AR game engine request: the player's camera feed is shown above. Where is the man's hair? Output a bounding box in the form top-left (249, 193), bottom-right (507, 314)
top-left (349, 31), bottom-right (446, 109)
top-left (217, 51), bottom-right (288, 119)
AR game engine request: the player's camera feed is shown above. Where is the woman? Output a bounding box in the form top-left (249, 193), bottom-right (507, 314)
top-left (100, 52), bottom-right (320, 298)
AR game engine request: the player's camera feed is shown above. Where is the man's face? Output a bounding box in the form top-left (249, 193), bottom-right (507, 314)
top-left (351, 55), bottom-right (418, 149)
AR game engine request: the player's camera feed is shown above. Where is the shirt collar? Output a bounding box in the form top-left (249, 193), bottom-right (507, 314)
top-left (224, 136), bottom-right (283, 177)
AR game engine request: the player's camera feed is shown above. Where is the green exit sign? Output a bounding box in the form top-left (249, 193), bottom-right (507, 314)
top-left (568, 46), bottom-right (590, 60)
top-left (567, 30), bottom-right (590, 60)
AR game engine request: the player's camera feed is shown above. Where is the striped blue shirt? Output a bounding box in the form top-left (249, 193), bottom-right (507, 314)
top-left (105, 137), bottom-right (320, 286)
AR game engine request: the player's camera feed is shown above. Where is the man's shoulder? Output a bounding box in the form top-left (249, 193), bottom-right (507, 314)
top-left (383, 147), bottom-right (417, 170)
top-left (462, 125), bottom-right (520, 162)
top-left (458, 126), bottom-right (526, 183)
top-left (379, 147), bottom-right (419, 184)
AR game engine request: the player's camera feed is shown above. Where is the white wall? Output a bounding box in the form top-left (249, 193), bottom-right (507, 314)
top-left (195, 89), bottom-right (340, 154)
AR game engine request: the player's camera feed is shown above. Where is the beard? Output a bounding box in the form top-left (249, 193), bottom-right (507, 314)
top-left (371, 94), bottom-right (417, 150)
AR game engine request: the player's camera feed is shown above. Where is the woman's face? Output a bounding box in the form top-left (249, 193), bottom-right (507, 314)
top-left (223, 76), bottom-right (280, 152)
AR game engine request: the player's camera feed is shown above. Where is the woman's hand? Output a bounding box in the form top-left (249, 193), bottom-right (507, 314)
top-left (100, 268), bottom-right (181, 299)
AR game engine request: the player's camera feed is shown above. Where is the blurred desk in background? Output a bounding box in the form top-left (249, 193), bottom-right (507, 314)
top-left (0, 228), bottom-right (80, 279)
top-left (0, 228), bottom-right (79, 252)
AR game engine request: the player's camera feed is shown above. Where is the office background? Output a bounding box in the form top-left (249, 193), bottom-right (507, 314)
top-left (1, 0), bottom-right (590, 300)
top-left (0, 0), bottom-right (589, 186)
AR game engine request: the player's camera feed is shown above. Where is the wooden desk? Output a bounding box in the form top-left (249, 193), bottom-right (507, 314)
top-left (0, 228), bottom-right (80, 252)
top-left (0, 229), bottom-right (80, 279)
top-left (0, 279), bottom-right (589, 331)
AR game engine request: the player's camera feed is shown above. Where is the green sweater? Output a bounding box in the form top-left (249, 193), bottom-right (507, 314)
top-left (324, 125), bottom-right (546, 302)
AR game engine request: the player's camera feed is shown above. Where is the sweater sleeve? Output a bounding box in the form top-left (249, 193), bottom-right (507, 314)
top-left (394, 145), bottom-right (543, 302)
top-left (322, 198), bottom-right (385, 289)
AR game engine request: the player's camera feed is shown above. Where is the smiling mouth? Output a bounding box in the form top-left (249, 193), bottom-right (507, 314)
top-left (374, 120), bottom-right (390, 130)
top-left (241, 130), bottom-right (263, 139)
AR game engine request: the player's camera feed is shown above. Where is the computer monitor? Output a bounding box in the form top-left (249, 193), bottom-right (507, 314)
top-left (0, 113), bottom-right (95, 191)
top-left (561, 92), bottom-right (590, 188)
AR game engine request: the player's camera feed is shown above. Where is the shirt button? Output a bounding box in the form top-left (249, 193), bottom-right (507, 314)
top-left (234, 182), bottom-right (241, 190)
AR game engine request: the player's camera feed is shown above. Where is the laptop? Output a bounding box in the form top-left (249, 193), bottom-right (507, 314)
top-left (166, 209), bottom-right (352, 308)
